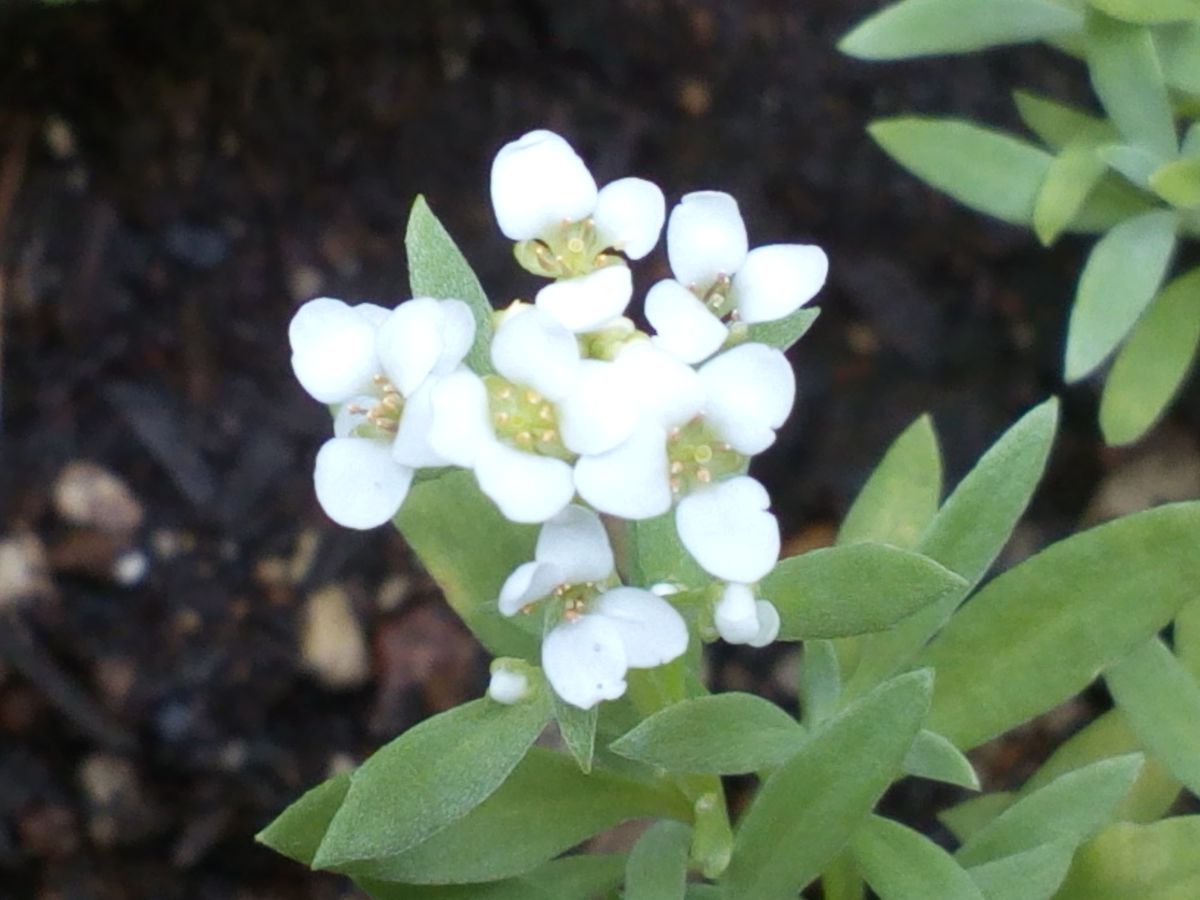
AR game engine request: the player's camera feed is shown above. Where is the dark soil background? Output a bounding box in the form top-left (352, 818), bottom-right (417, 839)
top-left (1, 0), bottom-right (1198, 898)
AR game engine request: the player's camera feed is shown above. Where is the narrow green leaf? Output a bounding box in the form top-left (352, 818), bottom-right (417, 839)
top-left (1034, 144), bottom-right (1108, 245)
top-left (1157, 23), bottom-right (1200, 94)
top-left (869, 118), bottom-right (1052, 226)
top-left (1055, 818), bottom-right (1200, 899)
top-left (1068, 170), bottom-right (1159, 232)
top-left (313, 695), bottom-right (551, 868)
top-left (628, 511), bottom-right (709, 589)
top-left (626, 821), bottom-right (692, 900)
top-left (257, 772), bottom-right (351, 867)
top-left (853, 815), bottom-right (985, 900)
top-left (921, 503), bottom-right (1200, 749)
top-left (839, 0), bottom-right (1081, 60)
top-left (1186, 123), bottom-right (1200, 157)
top-left (1150, 156), bottom-right (1200, 207)
top-left (1176, 598), bottom-right (1200, 682)
top-left (722, 670), bottom-right (933, 900)
top-left (1085, 10), bottom-right (1178, 159)
top-left (358, 855), bottom-right (626, 900)
top-left (1107, 637), bottom-right (1200, 795)
top-left (902, 729), bottom-right (980, 790)
top-left (396, 470), bottom-right (539, 659)
top-left (1013, 90), bottom-right (1116, 151)
top-left (685, 887), bottom-right (723, 900)
top-left (956, 754), bottom-right (1143, 867)
top-left (1089, 0), bottom-right (1200, 24)
top-left (553, 696), bottom-right (597, 773)
top-left (939, 793), bottom-right (1016, 845)
top-left (1100, 267), bottom-right (1200, 445)
top-left (1064, 209), bottom-right (1178, 382)
top-left (610, 693), bottom-right (804, 774)
top-left (822, 853), bottom-right (866, 900)
top-left (347, 748), bottom-right (688, 883)
top-left (405, 195), bottom-right (495, 373)
top-left (965, 841), bottom-right (1076, 900)
top-left (358, 876), bottom-right (549, 900)
top-left (764, 542), bottom-right (967, 641)
top-left (1097, 142), bottom-right (1162, 187)
top-left (838, 414), bottom-right (942, 549)
top-left (744, 306), bottom-right (821, 351)
top-left (800, 640), bottom-right (842, 727)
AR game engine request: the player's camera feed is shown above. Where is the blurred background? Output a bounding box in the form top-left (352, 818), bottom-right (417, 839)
top-left (2, 0), bottom-right (1198, 897)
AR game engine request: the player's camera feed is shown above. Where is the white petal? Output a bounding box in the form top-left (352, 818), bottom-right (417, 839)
top-left (593, 177), bottom-right (666, 260)
top-left (355, 303), bottom-right (393, 328)
top-left (675, 476), bottom-right (780, 583)
top-left (615, 341), bottom-right (706, 429)
top-left (573, 423), bottom-right (672, 520)
top-left (333, 394), bottom-right (377, 438)
top-left (498, 561), bottom-right (563, 616)
top-left (491, 307), bottom-right (581, 402)
top-left (666, 191), bottom-right (749, 292)
top-left (427, 369), bottom-right (494, 468)
top-left (313, 437), bottom-right (413, 530)
top-left (376, 298), bottom-right (444, 397)
top-left (289, 298), bottom-right (380, 404)
top-left (700, 343), bottom-right (796, 455)
top-left (475, 442), bottom-right (575, 523)
top-left (391, 379), bottom-right (451, 468)
top-left (487, 667), bottom-right (531, 705)
top-left (732, 244), bottom-right (829, 324)
top-left (490, 130), bottom-right (598, 241)
top-left (535, 265), bottom-right (633, 334)
top-left (714, 582), bottom-right (761, 644)
top-left (749, 600), bottom-right (781, 648)
top-left (558, 360), bottom-right (639, 456)
top-left (594, 588), bottom-right (689, 669)
top-left (542, 616), bottom-right (628, 709)
top-left (432, 299), bottom-right (478, 374)
top-left (535, 505), bottom-right (614, 583)
top-left (645, 279), bottom-right (730, 365)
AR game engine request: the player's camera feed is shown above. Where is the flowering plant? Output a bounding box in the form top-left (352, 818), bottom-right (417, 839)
top-left (258, 130), bottom-right (1200, 899)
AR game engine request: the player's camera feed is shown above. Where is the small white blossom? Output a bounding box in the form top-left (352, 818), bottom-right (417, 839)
top-left (534, 265), bottom-right (634, 334)
top-left (289, 298), bottom-right (388, 404)
top-left (645, 279), bottom-right (730, 364)
top-left (487, 663), bottom-right (532, 705)
top-left (714, 582), bottom-right (781, 648)
top-left (675, 476), bottom-right (781, 583)
top-left (699, 343), bottom-right (796, 455)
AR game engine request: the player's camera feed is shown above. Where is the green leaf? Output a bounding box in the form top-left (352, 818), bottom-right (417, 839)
top-left (348, 748), bottom-right (688, 883)
top-left (869, 118), bottom-right (1053, 226)
top-left (800, 640), bottom-right (842, 727)
top-left (1089, 0), bottom-right (1200, 23)
top-left (822, 853), bottom-right (866, 900)
top-left (744, 306), bottom-right (821, 350)
top-left (1150, 156), bottom-right (1200, 207)
top-left (1085, 10), bottom-right (1178, 160)
top-left (1064, 209), bottom-right (1178, 383)
top-left (1033, 144), bottom-right (1108, 245)
top-left (627, 511), bottom-right (709, 589)
top-left (1176, 598), bottom-right (1200, 682)
top-left (610, 693), bottom-right (804, 774)
top-left (763, 542), bottom-right (967, 641)
top-left (902, 729), bottom-right (980, 790)
top-left (843, 399), bottom-right (1059, 698)
top-left (965, 841), bottom-right (1076, 900)
top-left (1097, 142), bottom-right (1162, 187)
top-left (359, 855), bottom-right (626, 900)
top-left (257, 772), bottom-right (351, 867)
top-left (920, 502), bottom-right (1200, 749)
top-left (625, 821), bottom-right (692, 900)
top-left (1067, 171), bottom-right (1158, 232)
top-left (396, 470), bottom-right (539, 658)
top-left (721, 670), bottom-right (933, 900)
top-left (839, 0), bottom-right (1081, 60)
top-left (838, 414), bottom-right (942, 549)
top-left (313, 695), bottom-right (551, 869)
top-left (553, 696), bottom-right (597, 773)
top-left (1157, 22), bottom-right (1200, 95)
top-left (853, 815), bottom-right (986, 900)
top-left (1100, 267), bottom-right (1200, 445)
top-left (1013, 90), bottom-right (1116, 151)
top-left (939, 793), bottom-right (1016, 845)
top-left (406, 195), bottom-right (495, 373)
top-left (955, 755), bottom-right (1143, 867)
top-left (1107, 637), bottom-right (1200, 795)
top-left (1055, 817), bottom-right (1200, 899)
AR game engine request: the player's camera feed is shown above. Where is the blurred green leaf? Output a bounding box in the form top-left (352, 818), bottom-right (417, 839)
top-left (920, 503), bottom-right (1200, 749)
top-left (1034, 143), bottom-right (1108, 244)
top-left (869, 118), bottom-right (1051, 225)
top-left (1100, 267), bottom-right (1200, 445)
top-left (313, 695), bottom-right (551, 869)
top-left (902, 729), bottom-right (980, 790)
top-left (1098, 142), bottom-right (1163, 187)
top-left (625, 821), bottom-right (692, 900)
top-left (610, 693), bottom-right (803, 774)
top-left (358, 855), bottom-right (626, 900)
top-left (627, 511), bottom-right (709, 589)
top-left (1176, 598), bottom-right (1200, 681)
top-left (764, 542), bottom-right (966, 640)
top-left (1089, 0), bottom-right (1200, 23)
top-left (1064, 209), bottom-right (1178, 383)
top-left (1055, 817), bottom-right (1200, 899)
top-left (1150, 156), bottom-right (1200, 206)
top-left (1068, 170), bottom-right (1159, 231)
top-left (1157, 23), bottom-right (1200, 94)
top-left (257, 772), bottom-right (351, 867)
top-left (965, 841), bottom-right (1076, 900)
top-left (745, 306), bottom-right (821, 350)
top-left (840, 0), bottom-right (1080, 60)
top-left (553, 696), bottom-right (597, 774)
top-left (721, 670), bottom-right (932, 900)
top-left (1013, 90), bottom-right (1116, 150)
top-left (853, 815), bottom-right (985, 900)
top-left (800, 640), bottom-right (842, 727)
top-left (940, 793), bottom-right (1016, 845)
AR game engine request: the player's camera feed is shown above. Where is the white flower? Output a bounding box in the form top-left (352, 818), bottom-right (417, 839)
top-left (714, 582), bottom-right (781, 648)
top-left (675, 476), bottom-right (781, 583)
top-left (289, 298), bottom-right (389, 404)
top-left (498, 504), bottom-right (614, 614)
top-left (535, 265), bottom-right (634, 334)
top-left (487, 662), bottom-right (532, 705)
top-left (699, 342), bottom-right (795, 455)
top-left (645, 279), bottom-right (730, 364)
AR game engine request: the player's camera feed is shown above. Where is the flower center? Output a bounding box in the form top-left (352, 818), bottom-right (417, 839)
top-left (667, 418), bottom-right (745, 495)
top-left (485, 375), bottom-right (573, 460)
top-left (513, 218), bottom-right (620, 279)
top-left (345, 374), bottom-right (405, 437)
top-left (700, 274), bottom-right (736, 319)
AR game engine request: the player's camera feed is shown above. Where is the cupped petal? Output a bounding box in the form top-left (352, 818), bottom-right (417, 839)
top-left (593, 587), bottom-right (689, 669)
top-left (732, 244), bottom-right (829, 324)
top-left (498, 560), bottom-right (564, 616)
top-left (542, 615), bottom-right (628, 709)
top-left (491, 307), bottom-right (581, 402)
top-left (700, 343), bottom-right (796, 455)
top-left (535, 504), bottom-right (614, 583)
top-left (432, 299), bottom-right (478, 374)
top-left (558, 359), bottom-right (639, 456)
top-left (391, 378), bottom-right (451, 467)
top-left (475, 442), bottom-right (575, 523)
top-left (615, 340), bottom-right (706, 429)
top-left (376, 298), bottom-right (446, 397)
top-left (593, 177), bottom-right (666, 260)
top-left (749, 600), bottom-right (781, 648)
top-left (289, 298), bottom-right (380, 404)
top-left (313, 436), bottom-right (413, 530)
top-left (535, 265), bottom-right (633, 334)
top-left (666, 191), bottom-right (749, 292)
top-left (427, 369), bottom-right (494, 468)
top-left (573, 423), bottom-right (672, 520)
top-left (714, 582), bottom-right (761, 644)
top-left (487, 666), bottom-right (531, 705)
top-left (490, 130), bottom-right (598, 241)
top-left (645, 279), bottom-right (730, 365)
top-left (675, 476), bottom-right (780, 583)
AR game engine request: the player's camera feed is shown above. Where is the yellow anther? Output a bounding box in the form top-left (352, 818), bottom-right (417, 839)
top-left (669, 461), bottom-right (684, 475)
top-left (525, 389), bottom-right (543, 405)
top-left (670, 477), bottom-right (682, 493)
top-left (697, 468), bottom-right (712, 483)
top-left (541, 430), bottom-right (557, 443)
top-left (538, 406), bottom-right (554, 421)
top-left (497, 386), bottom-right (513, 400)
top-left (494, 412), bottom-right (510, 425)
top-left (515, 431), bottom-right (533, 446)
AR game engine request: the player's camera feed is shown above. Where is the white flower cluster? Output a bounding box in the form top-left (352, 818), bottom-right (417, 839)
top-left (289, 130), bottom-right (828, 709)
